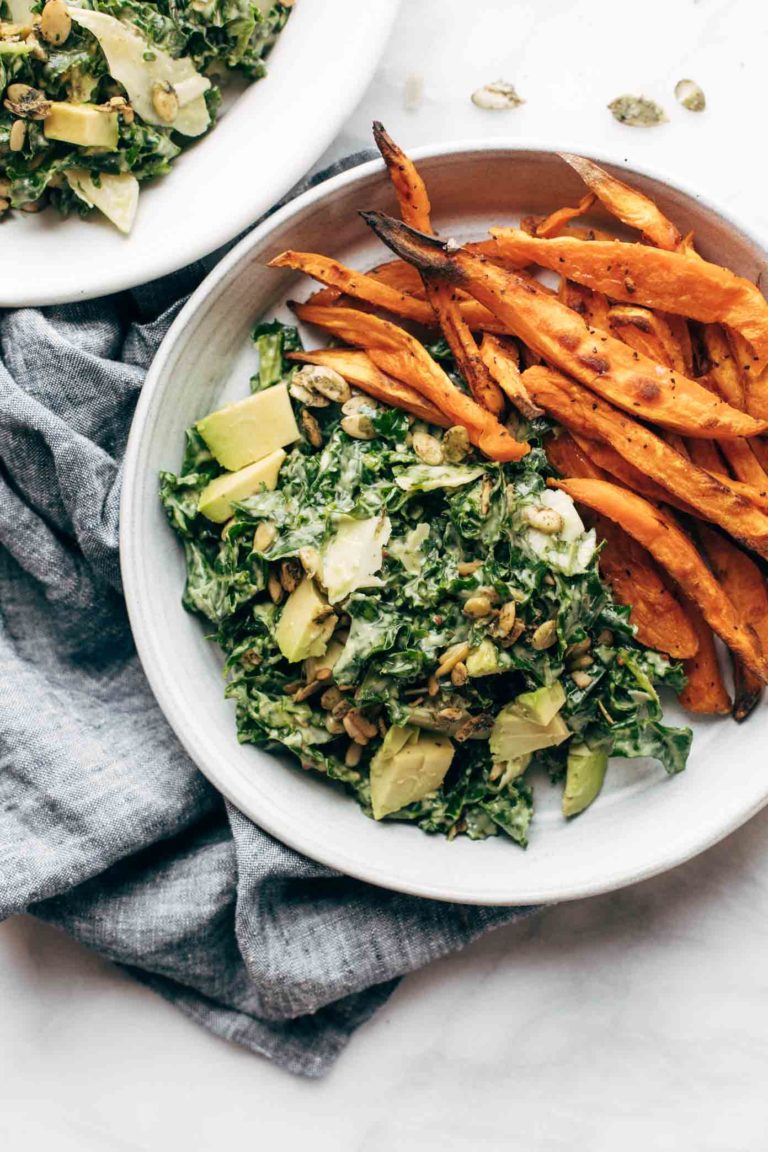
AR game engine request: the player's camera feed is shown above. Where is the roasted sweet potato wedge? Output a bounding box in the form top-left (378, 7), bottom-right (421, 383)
top-left (373, 121), bottom-right (505, 414)
top-left (559, 280), bottom-right (612, 329)
top-left (489, 228), bottom-right (768, 363)
top-left (608, 306), bottom-right (685, 373)
top-left (534, 192), bottom-right (596, 238)
top-left (678, 602), bottom-right (732, 716)
top-left (288, 348), bottom-right (452, 427)
top-left (269, 251), bottom-right (499, 332)
top-left (359, 213), bottom-right (766, 439)
top-left (560, 154), bottom-right (683, 251)
top-left (545, 432), bottom-right (699, 659)
top-left (292, 303), bottom-right (528, 461)
top-left (551, 477), bottom-right (768, 681)
top-left (697, 524), bottom-right (768, 720)
top-left (479, 334), bottom-right (542, 420)
top-left (523, 365), bottom-right (768, 553)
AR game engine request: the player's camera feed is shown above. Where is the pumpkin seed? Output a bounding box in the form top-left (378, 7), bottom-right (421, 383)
top-left (435, 641), bottom-right (471, 678)
top-left (674, 78), bottom-right (706, 112)
top-left (608, 94), bottom-right (667, 127)
top-left (412, 430), bottom-right (444, 464)
top-left (463, 594), bottom-right (492, 618)
top-left (151, 80), bottom-right (178, 124)
top-left (495, 600), bottom-right (517, 637)
top-left (289, 379), bottom-right (328, 407)
top-left (341, 414), bottom-right (375, 440)
top-left (296, 364), bottom-right (351, 403)
top-left (267, 571), bottom-right (283, 604)
top-left (9, 118), bottom-right (26, 151)
top-left (253, 520), bottom-right (276, 553)
top-left (523, 505), bottom-right (563, 535)
top-left (531, 619), bottom-right (558, 650)
top-left (443, 424), bottom-right (470, 463)
top-left (300, 408), bottom-right (323, 448)
top-left (342, 393), bottom-right (377, 416)
top-left (471, 79), bottom-right (524, 112)
top-left (4, 83), bottom-right (50, 119)
top-left (345, 741), bottom-right (363, 768)
top-left (40, 0), bottom-right (70, 45)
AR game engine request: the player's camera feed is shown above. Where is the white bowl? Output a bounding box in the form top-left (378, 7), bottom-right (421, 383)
top-left (0, 0), bottom-right (400, 307)
top-left (122, 141), bottom-right (768, 905)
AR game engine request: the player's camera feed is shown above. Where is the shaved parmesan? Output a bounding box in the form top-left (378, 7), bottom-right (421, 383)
top-left (67, 7), bottom-right (211, 137)
top-left (65, 168), bottom-right (139, 234)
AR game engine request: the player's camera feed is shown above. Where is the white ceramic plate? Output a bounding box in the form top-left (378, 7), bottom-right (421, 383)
top-left (122, 142), bottom-right (768, 905)
top-left (0, 0), bottom-right (400, 308)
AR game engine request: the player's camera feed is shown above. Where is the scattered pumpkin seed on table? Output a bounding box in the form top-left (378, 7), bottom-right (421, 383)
top-left (608, 94), bottom-right (668, 127)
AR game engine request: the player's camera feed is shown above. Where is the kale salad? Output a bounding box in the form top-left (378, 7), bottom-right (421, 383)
top-left (0, 0), bottom-right (291, 230)
top-left (159, 320), bottom-right (693, 849)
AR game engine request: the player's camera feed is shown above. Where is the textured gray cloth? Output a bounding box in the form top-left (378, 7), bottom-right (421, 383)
top-left (0, 157), bottom-right (532, 1077)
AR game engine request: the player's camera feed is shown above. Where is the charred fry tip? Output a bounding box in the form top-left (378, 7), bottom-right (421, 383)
top-left (733, 689), bottom-right (763, 723)
top-left (359, 211), bottom-right (465, 281)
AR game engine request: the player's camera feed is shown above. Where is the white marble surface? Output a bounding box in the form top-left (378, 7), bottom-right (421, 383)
top-left (5, 0), bottom-right (768, 1147)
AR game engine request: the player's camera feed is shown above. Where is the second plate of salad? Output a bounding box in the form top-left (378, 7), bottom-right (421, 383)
top-left (0, 0), bottom-right (401, 305)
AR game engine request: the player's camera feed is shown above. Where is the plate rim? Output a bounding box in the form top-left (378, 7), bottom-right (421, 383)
top-left (121, 138), bottom-right (768, 905)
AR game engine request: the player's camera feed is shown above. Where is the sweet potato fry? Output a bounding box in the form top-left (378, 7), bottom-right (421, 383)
top-left (359, 213), bottom-right (766, 439)
top-left (569, 433), bottom-right (693, 511)
top-left (424, 278), bottom-right (506, 414)
top-left (678, 602), bottom-right (732, 716)
top-left (685, 437), bottom-right (727, 476)
top-left (523, 365), bottom-right (768, 553)
top-left (718, 437), bottom-right (768, 488)
top-left (731, 658), bottom-right (764, 721)
top-left (373, 122), bottom-right (506, 414)
top-left (727, 327), bottom-right (768, 419)
top-left (372, 120), bottom-right (432, 231)
top-left (292, 303), bottom-right (528, 461)
top-left (559, 280), bottom-right (612, 329)
top-left (748, 436), bottom-right (768, 474)
top-left (545, 432), bottom-right (698, 659)
top-left (551, 477), bottom-right (768, 680)
top-left (697, 523), bottom-right (768, 719)
top-left (701, 324), bottom-right (744, 409)
top-left (608, 305), bottom-right (685, 372)
top-left (489, 228), bottom-right (768, 363)
top-left (534, 192), bottom-right (596, 238)
top-left (288, 349), bottom-right (452, 427)
top-left (479, 334), bottom-right (542, 420)
top-left (269, 250), bottom-right (499, 332)
top-left (560, 154), bottom-right (682, 251)
top-left (665, 314), bottom-right (695, 376)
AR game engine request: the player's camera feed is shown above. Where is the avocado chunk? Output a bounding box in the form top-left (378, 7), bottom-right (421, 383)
top-left (514, 681), bottom-right (566, 727)
top-left (276, 577), bottom-right (338, 664)
top-left (562, 742), bottom-right (609, 818)
top-left (491, 711), bottom-right (570, 761)
top-left (466, 638), bottom-right (501, 678)
top-left (198, 448), bottom-right (285, 523)
top-left (44, 103), bottom-right (119, 149)
top-left (490, 684), bottom-right (570, 773)
top-left (196, 383), bottom-right (300, 471)
top-left (370, 725), bottom-right (454, 820)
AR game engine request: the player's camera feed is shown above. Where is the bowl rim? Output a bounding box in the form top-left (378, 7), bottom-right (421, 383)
top-left (121, 138), bottom-right (768, 904)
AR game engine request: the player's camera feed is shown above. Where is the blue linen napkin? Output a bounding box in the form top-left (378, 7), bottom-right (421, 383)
top-left (0, 155), bottom-right (533, 1077)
